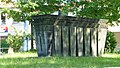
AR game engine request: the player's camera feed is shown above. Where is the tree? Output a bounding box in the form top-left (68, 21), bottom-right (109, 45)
top-left (1, 0), bottom-right (120, 24)
top-left (1, 0), bottom-right (12, 3)
top-left (62, 0), bottom-right (120, 24)
top-left (1, 0), bottom-right (62, 21)
top-left (1, 0), bottom-right (120, 54)
top-left (6, 28), bottom-right (24, 52)
top-left (80, 0), bottom-right (119, 24)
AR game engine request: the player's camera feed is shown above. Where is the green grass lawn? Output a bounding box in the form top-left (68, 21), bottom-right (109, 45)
top-left (0, 52), bottom-right (120, 68)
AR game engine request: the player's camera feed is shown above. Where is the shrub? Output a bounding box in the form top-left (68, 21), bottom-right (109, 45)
top-left (6, 34), bottom-right (24, 52)
top-left (6, 27), bottom-right (25, 52)
top-left (0, 38), bottom-right (9, 53)
top-left (1, 38), bottom-right (9, 48)
top-left (105, 32), bottom-right (117, 53)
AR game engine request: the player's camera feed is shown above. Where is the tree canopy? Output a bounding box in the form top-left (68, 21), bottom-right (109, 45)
top-left (1, 0), bottom-right (120, 24)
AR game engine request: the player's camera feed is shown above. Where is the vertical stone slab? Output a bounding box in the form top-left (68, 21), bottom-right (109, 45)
top-left (70, 27), bottom-right (76, 56)
top-left (35, 32), bottom-right (42, 53)
top-left (91, 28), bottom-right (97, 56)
top-left (77, 27), bottom-right (83, 56)
top-left (43, 32), bottom-right (48, 55)
top-left (47, 31), bottom-right (53, 56)
top-left (33, 25), bottom-right (45, 57)
top-left (38, 25), bottom-right (51, 56)
top-left (54, 26), bottom-right (61, 56)
top-left (40, 26), bottom-right (46, 52)
top-left (83, 28), bottom-right (85, 56)
top-left (68, 26), bottom-right (71, 56)
top-left (51, 26), bottom-right (55, 56)
top-left (95, 19), bottom-right (108, 56)
top-left (98, 28), bottom-right (107, 56)
top-left (62, 26), bottom-right (69, 56)
top-left (33, 24), bottom-right (42, 55)
top-left (85, 28), bottom-right (90, 56)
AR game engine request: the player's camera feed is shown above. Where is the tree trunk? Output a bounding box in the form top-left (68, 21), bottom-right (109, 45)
top-left (8, 47), bottom-right (14, 54)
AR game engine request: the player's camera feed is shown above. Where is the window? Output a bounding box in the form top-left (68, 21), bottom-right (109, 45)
top-left (1, 14), bottom-right (6, 24)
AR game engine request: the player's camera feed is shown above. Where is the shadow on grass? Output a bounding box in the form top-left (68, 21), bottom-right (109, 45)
top-left (0, 56), bottom-right (120, 68)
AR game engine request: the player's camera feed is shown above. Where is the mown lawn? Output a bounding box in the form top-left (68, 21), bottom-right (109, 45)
top-left (0, 52), bottom-right (120, 68)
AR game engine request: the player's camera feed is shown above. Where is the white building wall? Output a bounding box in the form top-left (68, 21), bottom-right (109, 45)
top-left (108, 23), bottom-right (120, 51)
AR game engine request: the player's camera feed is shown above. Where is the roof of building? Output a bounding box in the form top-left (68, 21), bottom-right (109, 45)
top-left (31, 14), bottom-right (108, 28)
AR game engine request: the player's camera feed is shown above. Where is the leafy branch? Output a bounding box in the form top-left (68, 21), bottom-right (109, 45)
top-left (1, 0), bottom-right (120, 24)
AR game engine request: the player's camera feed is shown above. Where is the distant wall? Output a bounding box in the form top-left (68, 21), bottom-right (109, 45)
top-left (107, 23), bottom-right (120, 51)
top-left (9, 21), bottom-right (30, 35)
top-left (114, 32), bottom-right (120, 51)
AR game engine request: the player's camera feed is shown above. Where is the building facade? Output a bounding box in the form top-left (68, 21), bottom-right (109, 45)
top-left (108, 23), bottom-right (120, 52)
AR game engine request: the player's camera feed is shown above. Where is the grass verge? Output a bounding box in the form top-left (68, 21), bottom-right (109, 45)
top-left (0, 52), bottom-right (120, 68)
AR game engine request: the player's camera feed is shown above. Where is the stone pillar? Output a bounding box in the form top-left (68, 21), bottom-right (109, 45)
top-left (98, 19), bottom-right (108, 56)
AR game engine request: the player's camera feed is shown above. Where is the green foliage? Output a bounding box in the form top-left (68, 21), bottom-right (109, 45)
top-left (1, 0), bottom-right (120, 23)
top-left (1, 0), bottom-right (62, 22)
top-left (0, 38), bottom-right (9, 53)
top-left (77, 0), bottom-right (120, 24)
top-left (6, 27), bottom-right (25, 52)
top-left (1, 0), bottom-right (12, 3)
top-left (1, 38), bottom-right (9, 48)
top-left (105, 32), bottom-right (117, 53)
